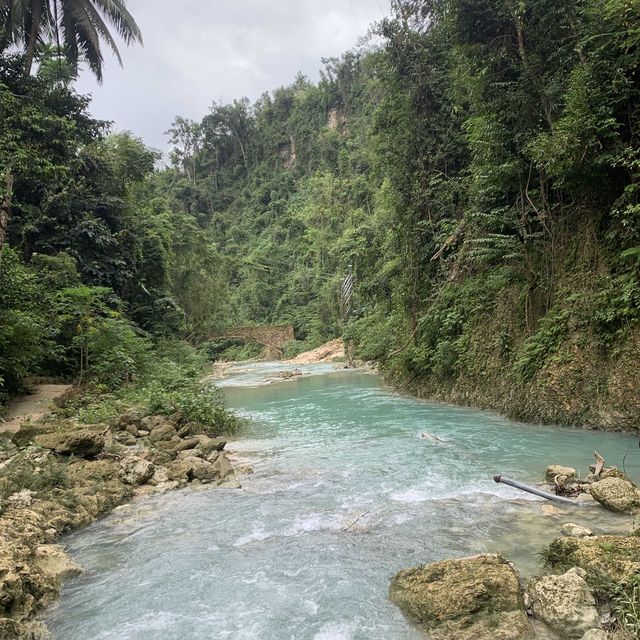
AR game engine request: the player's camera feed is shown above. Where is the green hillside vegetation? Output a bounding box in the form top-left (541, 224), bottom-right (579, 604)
top-left (1, 0), bottom-right (639, 429)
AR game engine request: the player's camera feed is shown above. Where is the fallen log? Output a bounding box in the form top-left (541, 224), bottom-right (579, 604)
top-left (494, 475), bottom-right (578, 505)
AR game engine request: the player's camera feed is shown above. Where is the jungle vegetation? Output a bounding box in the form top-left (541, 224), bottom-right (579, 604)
top-left (1, 0), bottom-right (639, 427)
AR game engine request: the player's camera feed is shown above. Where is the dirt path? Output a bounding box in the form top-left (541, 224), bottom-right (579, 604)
top-left (0, 384), bottom-right (72, 433)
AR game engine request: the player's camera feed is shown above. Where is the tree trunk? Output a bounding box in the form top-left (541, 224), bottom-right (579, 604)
top-left (0, 170), bottom-right (14, 254)
top-left (23, 0), bottom-right (43, 76)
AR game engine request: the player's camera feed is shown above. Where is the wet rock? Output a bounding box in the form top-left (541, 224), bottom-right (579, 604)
top-left (590, 477), bottom-right (640, 514)
top-left (189, 460), bottom-right (219, 483)
top-left (147, 423), bottom-right (177, 444)
top-left (528, 567), bottom-right (599, 638)
top-left (118, 456), bottom-right (154, 485)
top-left (561, 523), bottom-right (593, 538)
top-left (546, 465), bottom-right (577, 482)
top-left (389, 554), bottom-right (533, 640)
top-left (166, 460), bottom-right (191, 482)
top-left (34, 426), bottom-right (107, 457)
top-left (33, 545), bottom-right (82, 583)
top-left (212, 454), bottom-right (234, 481)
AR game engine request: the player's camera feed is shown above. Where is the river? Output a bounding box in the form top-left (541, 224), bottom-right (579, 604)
top-left (44, 362), bottom-right (639, 639)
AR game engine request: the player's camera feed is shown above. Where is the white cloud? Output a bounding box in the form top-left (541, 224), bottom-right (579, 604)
top-left (74, 0), bottom-right (391, 149)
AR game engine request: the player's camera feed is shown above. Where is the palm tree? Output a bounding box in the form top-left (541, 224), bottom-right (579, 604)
top-left (0, 0), bottom-right (142, 82)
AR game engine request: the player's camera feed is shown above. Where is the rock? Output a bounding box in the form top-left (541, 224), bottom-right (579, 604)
top-left (140, 415), bottom-right (169, 432)
top-left (33, 545), bottom-right (82, 582)
top-left (7, 490), bottom-right (35, 509)
top-left (590, 477), bottom-right (640, 514)
top-left (166, 461), bottom-right (191, 482)
top-left (545, 465), bottom-right (577, 482)
top-left (147, 423), bottom-right (178, 444)
top-left (34, 426), bottom-right (107, 456)
top-left (189, 460), bottom-right (218, 483)
top-left (177, 422), bottom-right (199, 438)
top-left (114, 408), bottom-right (144, 431)
top-left (528, 567), bottom-right (599, 638)
top-left (194, 436), bottom-right (226, 456)
top-left (170, 437), bottom-right (199, 454)
top-left (219, 477), bottom-right (242, 489)
top-left (0, 618), bottom-right (51, 640)
top-left (136, 430), bottom-right (150, 438)
top-left (561, 523), bottom-right (593, 538)
top-left (580, 631), bottom-right (607, 640)
top-left (205, 450), bottom-right (220, 464)
top-left (389, 554), bottom-right (533, 640)
top-left (149, 467), bottom-right (169, 485)
top-left (176, 449), bottom-right (204, 461)
top-left (545, 535), bottom-right (640, 582)
top-left (118, 456), bottom-right (154, 485)
top-left (212, 454), bottom-right (234, 480)
top-left (599, 467), bottom-right (630, 482)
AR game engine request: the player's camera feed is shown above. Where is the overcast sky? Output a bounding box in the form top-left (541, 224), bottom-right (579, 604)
top-left (74, 0), bottom-right (391, 150)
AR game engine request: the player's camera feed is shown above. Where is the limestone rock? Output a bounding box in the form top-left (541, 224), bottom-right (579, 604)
top-left (189, 460), bottom-right (218, 483)
top-left (33, 545), bottom-right (82, 583)
top-left (545, 535), bottom-right (640, 582)
top-left (147, 423), bottom-right (177, 444)
top-left (590, 477), bottom-right (640, 514)
top-left (389, 554), bottom-right (533, 640)
top-left (34, 426), bottom-right (106, 456)
top-left (580, 631), bottom-right (607, 640)
top-left (118, 456), bottom-right (154, 486)
top-left (528, 567), bottom-right (599, 638)
top-left (176, 449), bottom-right (203, 460)
top-left (194, 436), bottom-right (226, 456)
top-left (546, 465), bottom-right (577, 483)
top-left (561, 523), bottom-right (593, 538)
top-left (0, 618), bottom-right (51, 640)
top-left (212, 454), bottom-right (234, 481)
top-left (166, 460), bottom-right (191, 482)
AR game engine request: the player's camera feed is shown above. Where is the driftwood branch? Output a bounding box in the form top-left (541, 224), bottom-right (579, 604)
top-left (342, 511), bottom-right (370, 532)
top-left (593, 451), bottom-right (605, 478)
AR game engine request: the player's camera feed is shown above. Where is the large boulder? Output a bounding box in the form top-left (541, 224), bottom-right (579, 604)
top-left (389, 554), bottom-right (533, 640)
top-left (589, 477), bottom-right (640, 514)
top-left (561, 523), bottom-right (593, 538)
top-left (118, 456), bottom-right (155, 486)
top-left (528, 567), bottom-right (599, 638)
top-left (212, 454), bottom-right (234, 481)
top-left (34, 426), bottom-right (107, 457)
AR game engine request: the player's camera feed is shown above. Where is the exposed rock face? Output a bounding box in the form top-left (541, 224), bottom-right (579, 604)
top-left (389, 554), bottom-right (533, 640)
top-left (118, 456), bottom-right (155, 486)
top-left (561, 523), bottom-right (593, 538)
top-left (33, 425), bottom-right (107, 457)
top-left (545, 465), bottom-right (577, 482)
top-left (33, 545), bottom-right (82, 583)
top-left (528, 567), bottom-right (599, 639)
top-left (589, 477), bottom-right (640, 514)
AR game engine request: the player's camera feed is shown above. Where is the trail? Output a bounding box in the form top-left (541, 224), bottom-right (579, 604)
top-left (1, 384), bottom-right (72, 433)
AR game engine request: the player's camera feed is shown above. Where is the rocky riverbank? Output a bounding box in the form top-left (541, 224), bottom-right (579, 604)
top-left (389, 457), bottom-right (640, 640)
top-left (0, 405), bottom-right (241, 640)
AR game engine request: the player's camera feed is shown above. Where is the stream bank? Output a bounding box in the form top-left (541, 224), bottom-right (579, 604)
top-left (0, 404), bottom-right (241, 640)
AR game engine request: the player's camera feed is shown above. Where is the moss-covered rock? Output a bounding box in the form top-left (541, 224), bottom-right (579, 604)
top-left (389, 554), bottom-right (533, 639)
top-left (545, 535), bottom-right (640, 582)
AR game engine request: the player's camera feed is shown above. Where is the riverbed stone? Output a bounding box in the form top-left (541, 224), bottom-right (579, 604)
top-left (189, 460), bottom-right (219, 483)
top-left (389, 554), bottom-right (533, 640)
top-left (589, 477), bottom-right (640, 513)
top-left (34, 426), bottom-right (107, 457)
top-left (528, 567), bottom-right (599, 638)
top-left (561, 523), bottom-right (593, 538)
top-left (0, 618), bottom-right (51, 640)
top-left (118, 456), bottom-right (154, 485)
top-left (194, 435), bottom-right (226, 456)
top-left (545, 465), bottom-right (577, 482)
top-left (176, 448), bottom-right (204, 460)
top-left (166, 460), bottom-right (191, 482)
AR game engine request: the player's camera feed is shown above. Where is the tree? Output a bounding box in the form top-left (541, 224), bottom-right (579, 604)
top-left (0, 0), bottom-right (142, 81)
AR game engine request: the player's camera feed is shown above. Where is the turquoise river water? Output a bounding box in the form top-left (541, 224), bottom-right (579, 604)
top-left (44, 362), bottom-right (640, 639)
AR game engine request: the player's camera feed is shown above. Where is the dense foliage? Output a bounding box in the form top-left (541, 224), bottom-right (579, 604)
top-left (1, 0), bottom-right (639, 427)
